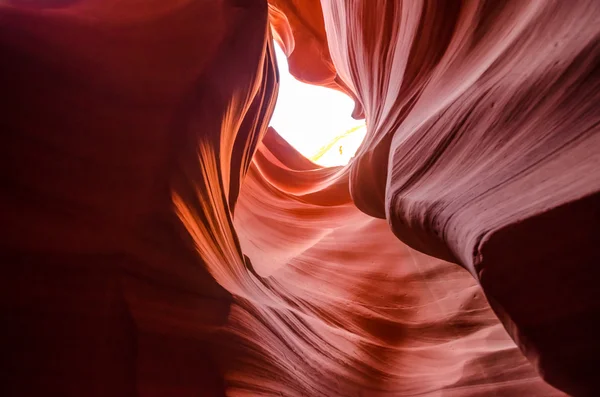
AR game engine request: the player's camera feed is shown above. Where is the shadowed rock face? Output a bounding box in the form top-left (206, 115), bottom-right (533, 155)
top-left (1, 1), bottom-right (599, 396)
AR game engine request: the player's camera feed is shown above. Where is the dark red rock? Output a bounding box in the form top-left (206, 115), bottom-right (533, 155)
top-left (1, 0), bottom-right (599, 396)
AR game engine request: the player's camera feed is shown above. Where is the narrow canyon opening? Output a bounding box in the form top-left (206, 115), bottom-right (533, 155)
top-left (269, 42), bottom-right (366, 167)
top-left (2, 2), bottom-right (598, 396)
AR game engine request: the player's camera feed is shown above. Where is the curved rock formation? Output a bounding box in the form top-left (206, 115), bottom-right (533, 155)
top-left (1, 1), bottom-right (599, 396)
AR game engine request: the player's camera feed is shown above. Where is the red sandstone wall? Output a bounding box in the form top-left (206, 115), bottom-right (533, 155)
top-left (1, 1), bottom-right (599, 396)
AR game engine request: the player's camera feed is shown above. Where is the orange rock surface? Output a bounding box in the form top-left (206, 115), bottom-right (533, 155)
top-left (1, 1), bottom-right (599, 396)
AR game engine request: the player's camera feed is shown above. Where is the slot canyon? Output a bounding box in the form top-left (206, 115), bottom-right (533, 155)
top-left (1, 1), bottom-right (599, 396)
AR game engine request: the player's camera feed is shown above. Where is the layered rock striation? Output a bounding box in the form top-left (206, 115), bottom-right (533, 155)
top-left (1, 1), bottom-right (599, 396)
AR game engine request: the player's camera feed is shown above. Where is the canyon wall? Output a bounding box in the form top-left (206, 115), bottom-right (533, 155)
top-left (1, 0), bottom-right (599, 396)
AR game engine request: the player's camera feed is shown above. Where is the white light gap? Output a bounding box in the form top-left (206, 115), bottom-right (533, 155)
top-left (269, 43), bottom-right (366, 167)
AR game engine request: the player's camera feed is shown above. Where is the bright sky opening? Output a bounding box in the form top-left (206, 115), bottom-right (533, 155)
top-left (269, 43), bottom-right (366, 167)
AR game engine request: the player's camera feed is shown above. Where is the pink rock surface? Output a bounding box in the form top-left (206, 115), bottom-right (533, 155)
top-left (1, 0), bottom-right (598, 396)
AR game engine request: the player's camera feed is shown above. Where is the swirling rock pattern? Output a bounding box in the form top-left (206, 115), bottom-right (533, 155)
top-left (1, 1), bottom-right (598, 396)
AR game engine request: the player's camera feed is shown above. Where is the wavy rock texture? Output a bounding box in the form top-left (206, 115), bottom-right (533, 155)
top-left (1, 1), bottom-right (599, 397)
